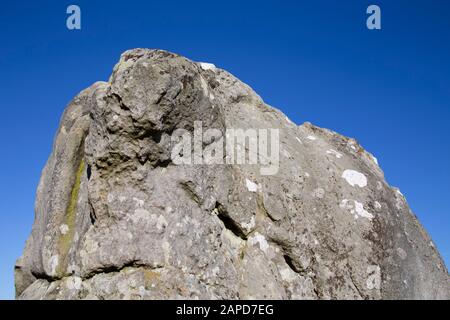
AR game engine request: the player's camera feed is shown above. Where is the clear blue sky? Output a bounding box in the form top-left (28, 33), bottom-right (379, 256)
top-left (0, 0), bottom-right (449, 299)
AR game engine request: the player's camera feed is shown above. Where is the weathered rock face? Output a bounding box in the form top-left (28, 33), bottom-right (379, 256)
top-left (16, 49), bottom-right (449, 299)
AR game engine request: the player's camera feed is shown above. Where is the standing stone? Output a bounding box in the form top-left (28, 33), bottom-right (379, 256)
top-left (16, 49), bottom-right (449, 299)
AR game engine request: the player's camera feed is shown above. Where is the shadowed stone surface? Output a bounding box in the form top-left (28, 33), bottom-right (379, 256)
top-left (16, 49), bottom-right (449, 299)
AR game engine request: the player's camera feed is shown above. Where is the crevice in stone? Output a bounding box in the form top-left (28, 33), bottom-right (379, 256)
top-left (347, 265), bottom-right (366, 299)
top-left (257, 193), bottom-right (277, 222)
top-left (312, 285), bottom-right (321, 299)
top-left (283, 254), bottom-right (303, 274)
top-left (81, 260), bottom-right (149, 280)
top-left (110, 92), bottom-right (130, 111)
top-left (278, 246), bottom-right (322, 299)
top-left (89, 202), bottom-right (97, 225)
top-left (137, 129), bottom-right (163, 143)
top-left (30, 262), bottom-right (162, 286)
top-left (30, 270), bottom-right (61, 283)
top-left (155, 90), bottom-right (167, 105)
top-left (86, 164), bottom-right (92, 180)
top-left (180, 181), bottom-right (201, 205)
top-left (215, 202), bottom-right (247, 240)
top-left (155, 158), bottom-right (171, 168)
top-left (309, 252), bottom-right (322, 299)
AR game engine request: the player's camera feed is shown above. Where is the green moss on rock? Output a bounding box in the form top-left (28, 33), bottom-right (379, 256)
top-left (57, 159), bottom-right (85, 275)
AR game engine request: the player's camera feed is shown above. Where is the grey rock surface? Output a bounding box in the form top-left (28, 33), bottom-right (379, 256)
top-left (16, 49), bottom-right (449, 299)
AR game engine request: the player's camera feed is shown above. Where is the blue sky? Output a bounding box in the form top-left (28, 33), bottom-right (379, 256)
top-left (0, 0), bottom-right (449, 299)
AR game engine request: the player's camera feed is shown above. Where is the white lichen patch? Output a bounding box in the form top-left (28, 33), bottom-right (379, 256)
top-left (50, 255), bottom-right (59, 276)
top-left (340, 199), bottom-right (374, 220)
top-left (165, 206), bottom-right (173, 214)
top-left (342, 169), bottom-right (367, 188)
top-left (279, 267), bottom-right (297, 282)
top-left (394, 188), bottom-right (405, 198)
top-left (306, 135), bottom-right (317, 141)
top-left (371, 155), bottom-right (378, 165)
top-left (199, 62), bottom-right (216, 71)
top-left (67, 276), bottom-right (82, 290)
top-left (374, 201), bottom-right (382, 211)
top-left (366, 265), bottom-right (381, 290)
top-left (295, 137), bottom-right (302, 144)
top-left (138, 286), bottom-right (146, 298)
top-left (156, 215), bottom-right (168, 230)
top-left (59, 224), bottom-right (69, 235)
top-left (241, 216), bottom-right (256, 233)
top-left (326, 149), bottom-right (343, 159)
top-left (245, 179), bottom-right (259, 192)
top-left (162, 241), bottom-right (171, 264)
top-left (248, 232), bottom-right (269, 253)
top-left (311, 188), bottom-right (325, 199)
top-left (347, 140), bottom-right (358, 151)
